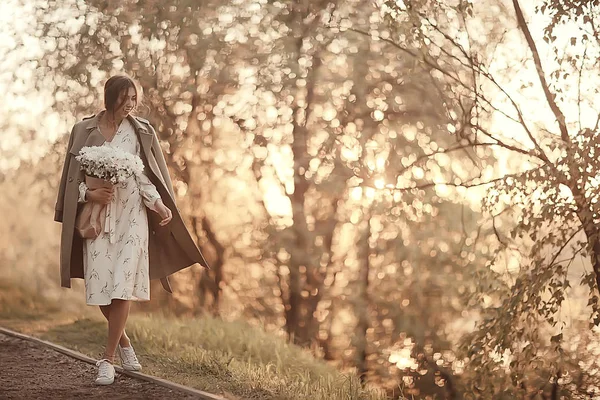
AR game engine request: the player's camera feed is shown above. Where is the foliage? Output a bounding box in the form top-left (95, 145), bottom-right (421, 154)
top-left (375, 0), bottom-right (600, 396)
top-left (10, 0), bottom-right (600, 397)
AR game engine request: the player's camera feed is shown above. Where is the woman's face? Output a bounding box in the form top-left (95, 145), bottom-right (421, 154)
top-left (115, 86), bottom-right (137, 119)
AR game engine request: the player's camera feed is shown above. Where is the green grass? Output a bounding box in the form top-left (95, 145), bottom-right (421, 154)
top-left (0, 284), bottom-right (387, 400)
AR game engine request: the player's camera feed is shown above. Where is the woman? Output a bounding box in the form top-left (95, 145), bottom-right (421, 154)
top-left (54, 75), bottom-right (210, 385)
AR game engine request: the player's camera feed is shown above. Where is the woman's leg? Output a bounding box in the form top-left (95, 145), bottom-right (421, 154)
top-left (102, 299), bottom-right (131, 361)
top-left (99, 305), bottom-right (131, 347)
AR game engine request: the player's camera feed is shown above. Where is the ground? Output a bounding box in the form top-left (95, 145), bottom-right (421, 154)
top-left (0, 332), bottom-right (201, 400)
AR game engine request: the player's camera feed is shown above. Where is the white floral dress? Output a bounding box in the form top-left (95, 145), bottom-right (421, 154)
top-left (77, 119), bottom-right (161, 306)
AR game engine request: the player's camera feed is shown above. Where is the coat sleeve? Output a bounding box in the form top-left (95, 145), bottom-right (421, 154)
top-left (137, 170), bottom-right (162, 211)
top-left (54, 126), bottom-right (76, 223)
top-left (135, 135), bottom-right (162, 211)
top-left (149, 124), bottom-right (176, 201)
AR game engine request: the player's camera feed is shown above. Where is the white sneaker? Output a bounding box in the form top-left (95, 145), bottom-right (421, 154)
top-left (94, 359), bottom-right (115, 385)
top-left (118, 344), bottom-right (142, 371)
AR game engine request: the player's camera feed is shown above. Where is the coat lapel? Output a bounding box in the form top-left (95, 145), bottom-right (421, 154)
top-left (128, 115), bottom-right (167, 188)
top-left (68, 112), bottom-right (155, 175)
top-left (69, 113), bottom-right (106, 156)
top-left (128, 115), bottom-right (153, 158)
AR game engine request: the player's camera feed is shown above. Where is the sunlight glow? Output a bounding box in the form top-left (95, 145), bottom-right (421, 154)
top-left (388, 339), bottom-right (418, 370)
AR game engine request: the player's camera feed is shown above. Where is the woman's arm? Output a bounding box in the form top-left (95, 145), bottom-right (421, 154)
top-left (137, 169), bottom-right (162, 212)
top-left (138, 171), bottom-right (171, 225)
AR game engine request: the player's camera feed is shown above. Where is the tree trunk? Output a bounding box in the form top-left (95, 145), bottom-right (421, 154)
top-left (201, 216), bottom-right (225, 315)
top-left (356, 214), bottom-right (372, 383)
top-left (285, 26), bottom-right (318, 345)
top-left (574, 197), bottom-right (600, 303)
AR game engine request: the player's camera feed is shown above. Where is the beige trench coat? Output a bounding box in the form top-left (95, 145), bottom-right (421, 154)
top-left (54, 113), bottom-right (210, 293)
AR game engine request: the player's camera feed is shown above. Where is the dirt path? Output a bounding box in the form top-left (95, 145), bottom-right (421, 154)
top-left (0, 332), bottom-right (203, 399)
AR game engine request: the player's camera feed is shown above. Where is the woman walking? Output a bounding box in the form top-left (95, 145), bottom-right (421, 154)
top-left (54, 75), bottom-right (209, 384)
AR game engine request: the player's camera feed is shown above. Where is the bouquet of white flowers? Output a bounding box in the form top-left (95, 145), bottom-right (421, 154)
top-left (74, 146), bottom-right (145, 240)
top-left (75, 146), bottom-right (144, 184)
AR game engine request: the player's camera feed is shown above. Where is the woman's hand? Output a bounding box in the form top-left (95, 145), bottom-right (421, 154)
top-left (87, 188), bottom-right (114, 205)
top-left (154, 199), bottom-right (172, 226)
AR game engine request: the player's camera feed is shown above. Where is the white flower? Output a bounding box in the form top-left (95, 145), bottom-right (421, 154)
top-left (76, 146), bottom-right (145, 183)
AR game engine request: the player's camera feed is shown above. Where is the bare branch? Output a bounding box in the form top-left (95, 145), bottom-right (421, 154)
top-left (513, 0), bottom-right (570, 141)
top-left (468, 122), bottom-right (541, 160)
top-left (343, 24), bottom-right (550, 161)
top-left (393, 141), bottom-right (531, 183)
top-left (492, 212), bottom-right (510, 248)
top-left (548, 227), bottom-right (584, 268)
top-left (594, 110), bottom-right (600, 132)
top-left (411, 10), bottom-right (550, 159)
top-left (460, 9), bottom-right (482, 132)
top-left (344, 27), bottom-right (466, 86)
top-left (578, 45), bottom-right (589, 133)
top-left (354, 170), bottom-right (534, 193)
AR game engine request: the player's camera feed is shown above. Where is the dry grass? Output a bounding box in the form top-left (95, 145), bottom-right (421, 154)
top-left (0, 282), bottom-right (388, 400)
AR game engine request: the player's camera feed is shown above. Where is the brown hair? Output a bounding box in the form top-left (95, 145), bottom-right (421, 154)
top-left (103, 74), bottom-right (139, 118)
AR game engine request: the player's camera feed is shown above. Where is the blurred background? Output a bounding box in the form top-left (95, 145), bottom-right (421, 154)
top-left (2, 0), bottom-right (600, 398)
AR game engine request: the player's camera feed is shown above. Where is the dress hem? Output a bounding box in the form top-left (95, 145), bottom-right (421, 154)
top-left (86, 296), bottom-right (150, 306)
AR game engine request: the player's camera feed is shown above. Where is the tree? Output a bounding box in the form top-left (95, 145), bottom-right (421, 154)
top-left (375, 0), bottom-right (600, 396)
top-left (9, 0), bottom-right (583, 396)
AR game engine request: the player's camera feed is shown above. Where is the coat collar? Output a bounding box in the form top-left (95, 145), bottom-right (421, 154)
top-left (70, 111), bottom-right (152, 156)
top-left (82, 110), bottom-right (152, 135)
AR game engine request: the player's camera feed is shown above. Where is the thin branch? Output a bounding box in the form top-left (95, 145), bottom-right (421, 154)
top-left (513, 0), bottom-right (570, 141)
top-left (589, 10), bottom-right (600, 58)
top-left (354, 172), bottom-right (521, 193)
top-left (548, 227), bottom-right (584, 268)
top-left (578, 45), bottom-right (589, 133)
top-left (343, 25), bottom-right (548, 160)
top-left (456, 104), bottom-right (483, 165)
top-left (417, 11), bottom-right (472, 65)
top-left (461, 9), bottom-right (482, 134)
top-left (397, 141), bottom-right (509, 174)
top-left (463, 56), bottom-right (553, 162)
top-left (468, 122), bottom-right (541, 160)
top-left (594, 111), bottom-right (600, 133)
top-left (414, 10), bottom-right (549, 159)
top-left (492, 212), bottom-right (510, 248)
top-left (344, 27), bottom-right (465, 86)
